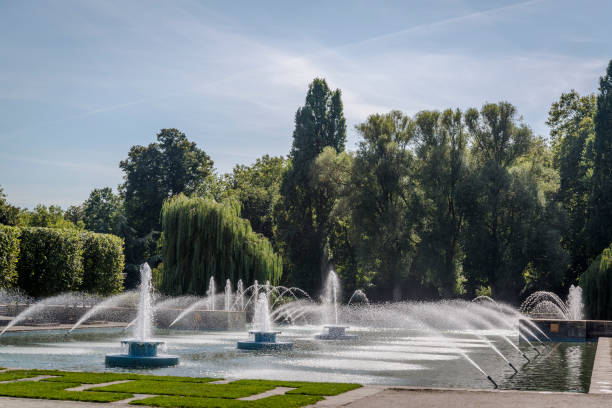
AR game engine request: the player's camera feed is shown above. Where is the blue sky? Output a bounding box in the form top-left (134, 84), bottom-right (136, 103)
top-left (0, 0), bottom-right (609, 208)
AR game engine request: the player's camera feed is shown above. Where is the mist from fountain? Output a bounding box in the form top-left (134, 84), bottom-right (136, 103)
top-left (348, 290), bottom-right (369, 306)
top-left (1, 293), bottom-right (93, 335)
top-left (69, 291), bottom-right (137, 333)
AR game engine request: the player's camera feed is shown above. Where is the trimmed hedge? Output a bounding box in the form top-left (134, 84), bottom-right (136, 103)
top-left (3, 227), bottom-right (126, 298)
top-left (81, 232), bottom-right (125, 295)
top-left (17, 227), bottom-right (84, 297)
top-left (580, 243), bottom-right (612, 320)
top-left (0, 225), bottom-right (20, 289)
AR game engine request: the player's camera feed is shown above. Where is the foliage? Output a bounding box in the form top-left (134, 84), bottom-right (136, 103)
top-left (0, 225), bottom-right (20, 289)
top-left (580, 243), bottom-right (612, 320)
top-left (120, 128), bottom-right (214, 237)
top-left (349, 111), bottom-right (423, 300)
top-left (412, 109), bottom-right (469, 297)
top-left (547, 90), bottom-right (597, 283)
top-left (461, 103), bottom-right (567, 301)
top-left (82, 187), bottom-right (123, 234)
top-left (17, 227), bottom-right (84, 297)
top-left (19, 204), bottom-right (81, 229)
top-left (160, 195), bottom-right (282, 295)
top-left (588, 61), bottom-right (612, 260)
top-left (81, 231), bottom-right (125, 295)
top-left (227, 155), bottom-right (287, 240)
top-left (275, 78), bottom-right (347, 294)
top-left (0, 186), bottom-right (20, 226)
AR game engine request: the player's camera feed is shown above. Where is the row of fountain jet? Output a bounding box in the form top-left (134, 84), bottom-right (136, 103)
top-left (0, 264), bottom-right (579, 387)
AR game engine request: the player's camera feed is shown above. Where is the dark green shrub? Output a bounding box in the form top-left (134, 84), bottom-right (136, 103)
top-left (81, 232), bottom-right (125, 295)
top-left (0, 225), bottom-right (20, 289)
top-left (17, 227), bottom-right (83, 297)
top-left (580, 243), bottom-right (612, 320)
top-left (160, 194), bottom-right (283, 295)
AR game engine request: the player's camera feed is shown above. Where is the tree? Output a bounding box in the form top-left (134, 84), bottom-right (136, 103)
top-left (82, 187), bottom-right (123, 234)
top-left (275, 78), bottom-right (346, 294)
top-left (64, 205), bottom-right (85, 228)
top-left (228, 155), bottom-right (287, 241)
top-left (160, 195), bottom-right (282, 295)
top-left (19, 204), bottom-right (80, 229)
top-left (547, 90), bottom-right (597, 283)
top-left (349, 111), bottom-right (423, 300)
top-left (588, 60), bottom-right (612, 259)
top-left (461, 102), bottom-right (567, 301)
top-left (412, 109), bottom-right (469, 297)
top-left (309, 147), bottom-right (357, 294)
top-left (0, 186), bottom-right (20, 226)
top-left (120, 128), bottom-right (214, 236)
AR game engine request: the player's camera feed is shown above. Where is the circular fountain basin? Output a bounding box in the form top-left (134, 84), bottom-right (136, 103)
top-left (315, 325), bottom-right (359, 340)
top-left (237, 331), bottom-right (293, 350)
top-left (105, 340), bottom-right (179, 368)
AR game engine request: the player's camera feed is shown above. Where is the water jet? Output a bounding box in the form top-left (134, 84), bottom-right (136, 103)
top-left (105, 263), bottom-right (178, 368)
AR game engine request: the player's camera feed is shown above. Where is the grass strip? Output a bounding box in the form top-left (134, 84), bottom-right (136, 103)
top-left (230, 379), bottom-right (361, 396)
top-left (31, 370), bottom-right (216, 384)
top-left (0, 370), bottom-right (47, 382)
top-left (91, 380), bottom-right (274, 399)
top-left (0, 380), bottom-right (133, 402)
top-left (130, 394), bottom-right (323, 408)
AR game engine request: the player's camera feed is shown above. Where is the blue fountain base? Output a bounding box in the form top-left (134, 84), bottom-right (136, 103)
top-left (105, 340), bottom-right (179, 368)
top-left (237, 331), bottom-right (293, 351)
top-left (105, 354), bottom-right (179, 368)
top-left (315, 325), bottom-right (359, 341)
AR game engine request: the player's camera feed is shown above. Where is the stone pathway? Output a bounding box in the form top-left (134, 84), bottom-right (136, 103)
top-left (65, 379), bottom-right (133, 392)
top-left (590, 337), bottom-right (612, 394)
top-left (111, 394), bottom-right (156, 404)
top-left (238, 386), bottom-right (296, 400)
top-left (0, 375), bottom-right (57, 384)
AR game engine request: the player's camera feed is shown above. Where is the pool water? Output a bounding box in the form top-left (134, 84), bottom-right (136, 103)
top-left (0, 326), bottom-right (596, 392)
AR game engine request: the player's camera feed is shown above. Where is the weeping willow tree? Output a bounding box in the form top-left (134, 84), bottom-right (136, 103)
top-left (160, 194), bottom-right (282, 295)
top-left (580, 243), bottom-right (612, 320)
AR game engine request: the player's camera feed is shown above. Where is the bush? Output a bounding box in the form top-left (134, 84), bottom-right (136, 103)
top-left (580, 243), bottom-right (612, 320)
top-left (81, 232), bottom-right (125, 295)
top-left (17, 228), bottom-right (84, 297)
top-left (0, 225), bottom-right (20, 289)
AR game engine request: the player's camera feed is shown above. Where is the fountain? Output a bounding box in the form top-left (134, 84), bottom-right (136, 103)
top-left (207, 277), bottom-right (216, 311)
top-left (224, 279), bottom-right (232, 311)
top-left (520, 285), bottom-right (584, 320)
top-left (237, 292), bottom-right (293, 350)
top-left (105, 263), bottom-right (179, 368)
top-left (315, 271), bottom-right (358, 340)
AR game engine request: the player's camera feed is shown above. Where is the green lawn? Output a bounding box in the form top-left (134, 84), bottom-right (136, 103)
top-left (90, 380), bottom-right (275, 399)
top-left (0, 380), bottom-right (132, 403)
top-left (131, 394), bottom-right (323, 408)
top-left (0, 369), bottom-right (361, 407)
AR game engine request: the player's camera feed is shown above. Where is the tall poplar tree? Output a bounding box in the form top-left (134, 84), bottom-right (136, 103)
top-left (588, 60), bottom-right (612, 258)
top-left (275, 78), bottom-right (346, 294)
